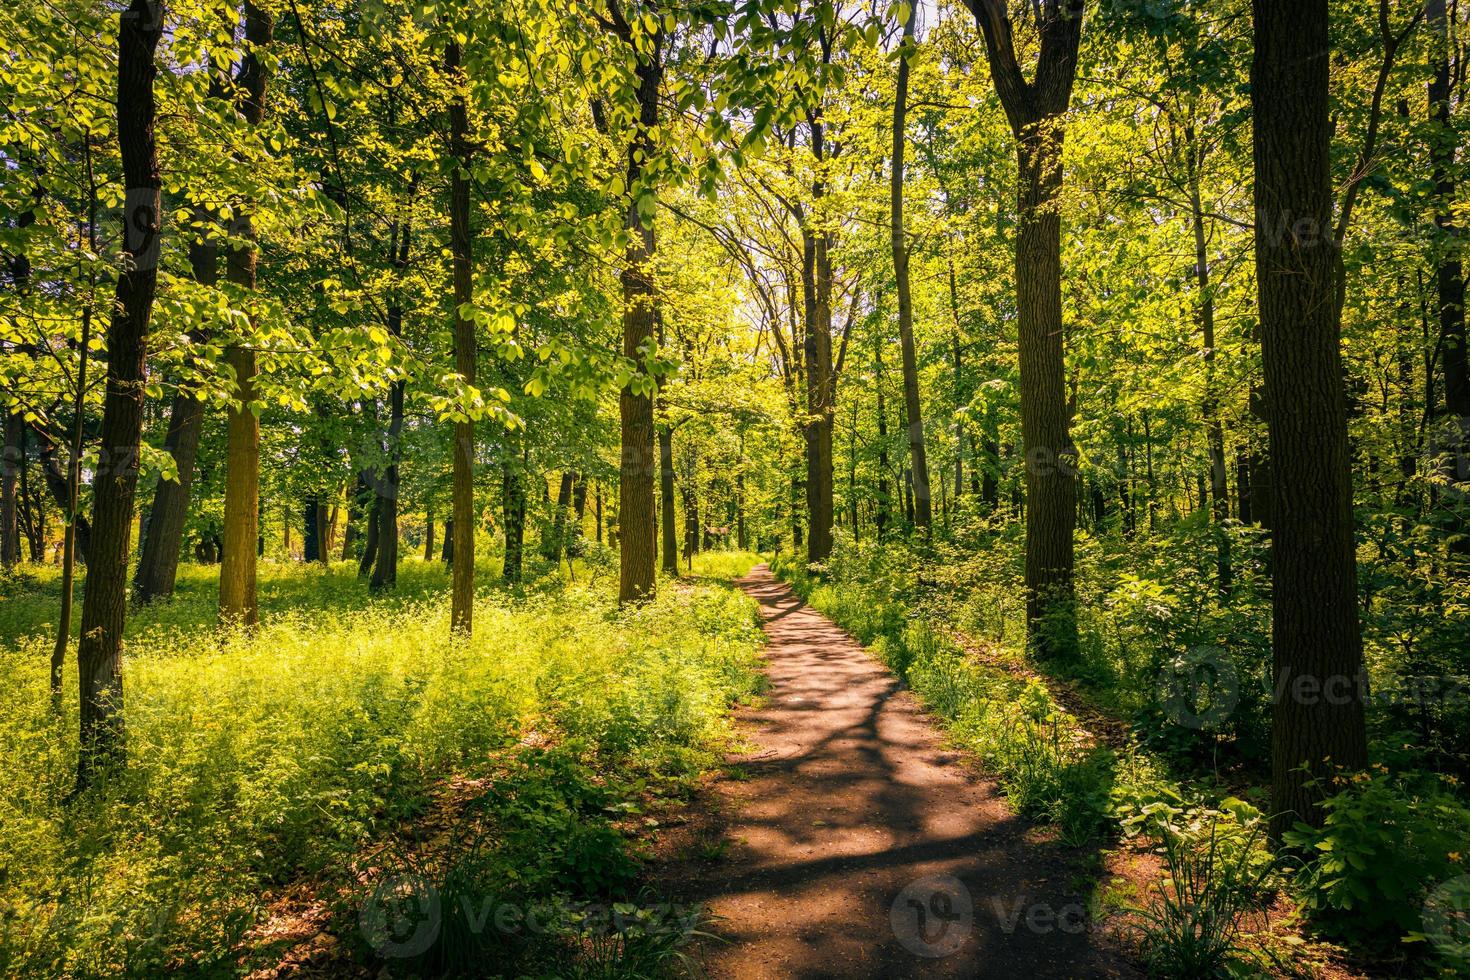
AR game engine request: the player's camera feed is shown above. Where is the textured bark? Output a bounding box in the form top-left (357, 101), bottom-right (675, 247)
top-left (1252, 0), bottom-right (1368, 839)
top-left (1187, 145), bottom-right (1232, 592)
top-left (2, 412), bottom-right (19, 568)
top-left (802, 227), bottom-right (835, 563)
top-left (659, 426), bottom-right (677, 574)
top-left (501, 450), bottom-right (525, 583)
top-left (876, 342), bottom-right (892, 540)
top-left (133, 47), bottom-right (225, 603)
top-left (371, 218), bottom-right (410, 592)
top-left (133, 227), bottom-right (213, 603)
top-left (967, 0), bottom-right (1083, 656)
top-left (77, 0), bottom-right (164, 783)
top-left (615, 29), bottom-right (662, 604)
top-left (1430, 0), bottom-right (1470, 422)
top-left (891, 0), bottom-right (932, 536)
top-left (219, 0), bottom-right (272, 627)
top-left (542, 471), bottom-right (574, 562)
top-left (447, 39), bottom-right (475, 632)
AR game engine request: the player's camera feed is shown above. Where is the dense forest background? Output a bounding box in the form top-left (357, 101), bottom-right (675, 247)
top-left (2, 0), bottom-right (1470, 976)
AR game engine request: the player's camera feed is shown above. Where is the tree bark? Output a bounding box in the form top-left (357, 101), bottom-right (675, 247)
top-left (447, 38), bottom-right (475, 631)
top-left (1187, 139), bottom-right (1232, 592)
top-left (76, 0), bottom-right (164, 783)
top-left (1428, 0), bottom-right (1470, 523)
top-left (133, 226), bottom-right (212, 603)
top-left (1251, 0), bottom-right (1368, 839)
top-left (967, 0), bottom-right (1083, 656)
top-left (615, 25), bottom-right (662, 604)
top-left (891, 0), bottom-right (932, 536)
top-left (876, 341), bottom-right (892, 540)
top-left (659, 425), bottom-right (677, 574)
top-left (219, 0), bottom-right (272, 627)
top-left (2, 410), bottom-right (19, 569)
top-left (371, 216), bottom-right (410, 591)
top-left (501, 451), bottom-right (525, 583)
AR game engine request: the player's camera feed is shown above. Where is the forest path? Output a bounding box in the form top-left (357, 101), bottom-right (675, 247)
top-left (660, 564), bottom-right (1135, 979)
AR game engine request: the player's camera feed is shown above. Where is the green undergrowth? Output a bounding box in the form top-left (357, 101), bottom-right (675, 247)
top-left (0, 563), bottom-right (765, 977)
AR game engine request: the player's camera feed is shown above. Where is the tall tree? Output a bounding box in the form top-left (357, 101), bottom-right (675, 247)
top-left (965, 0), bottom-right (1084, 655)
top-left (891, 0), bottom-right (932, 537)
top-left (447, 36), bottom-right (476, 632)
top-left (218, 0), bottom-right (273, 626)
top-left (76, 0), bottom-right (164, 783)
top-left (1251, 0), bottom-right (1367, 838)
top-left (601, 1), bottom-right (663, 603)
top-left (1428, 0), bottom-right (1470, 500)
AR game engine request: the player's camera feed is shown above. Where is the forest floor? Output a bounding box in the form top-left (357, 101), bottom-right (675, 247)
top-left (654, 565), bottom-right (1139, 979)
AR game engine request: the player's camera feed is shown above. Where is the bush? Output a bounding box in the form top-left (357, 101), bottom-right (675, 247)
top-left (1284, 768), bottom-right (1470, 948)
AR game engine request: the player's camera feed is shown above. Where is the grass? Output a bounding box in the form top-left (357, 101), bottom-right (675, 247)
top-left (0, 555), bottom-right (767, 977)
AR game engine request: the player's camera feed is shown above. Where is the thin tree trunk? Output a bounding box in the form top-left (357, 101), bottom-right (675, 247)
top-left (1187, 143), bottom-right (1232, 591)
top-left (219, 0), bottom-right (272, 627)
top-left (1429, 0), bottom-right (1470, 516)
top-left (968, 0), bottom-right (1083, 656)
top-left (2, 407), bottom-right (20, 570)
top-left (423, 508), bottom-right (434, 562)
top-left (54, 136), bottom-right (103, 698)
top-left (892, 0), bottom-right (932, 536)
top-left (447, 38), bottom-right (475, 631)
top-left (876, 342), bottom-right (892, 540)
top-left (659, 426), bottom-right (677, 574)
top-left (371, 216), bottom-right (410, 592)
top-left (1252, 0), bottom-right (1368, 839)
top-left (76, 0), bottom-right (164, 782)
top-left (501, 451), bottom-right (525, 583)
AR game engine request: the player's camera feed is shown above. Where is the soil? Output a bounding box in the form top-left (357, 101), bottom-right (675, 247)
top-left (654, 565), bottom-right (1141, 979)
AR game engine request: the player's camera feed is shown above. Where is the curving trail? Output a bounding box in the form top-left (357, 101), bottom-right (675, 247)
top-left (663, 564), bottom-right (1137, 979)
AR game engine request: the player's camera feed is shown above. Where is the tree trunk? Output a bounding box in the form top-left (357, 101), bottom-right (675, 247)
top-left (1187, 146), bottom-right (1232, 592)
top-left (659, 426), bottom-right (677, 574)
top-left (1252, 0), bottom-right (1368, 839)
top-left (423, 508), bottom-right (434, 562)
top-left (76, 0), bottom-right (163, 783)
top-left (891, 0), bottom-right (932, 537)
top-left (371, 217), bottom-right (410, 592)
top-left (219, 0), bottom-right (272, 628)
top-left (876, 342), bottom-right (892, 540)
top-left (440, 517), bottom-right (453, 564)
top-left (803, 227), bottom-right (836, 563)
top-left (968, 0), bottom-right (1083, 657)
top-left (2, 412), bottom-right (19, 568)
top-left (542, 471), bottom-right (574, 562)
top-left (1428, 0), bottom-right (1470, 523)
top-left (501, 451), bottom-right (525, 583)
top-left (616, 41), bottom-right (662, 604)
top-left (357, 493), bottom-right (379, 578)
top-left (447, 38), bottom-right (475, 632)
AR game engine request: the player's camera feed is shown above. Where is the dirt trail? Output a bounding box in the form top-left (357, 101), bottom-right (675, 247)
top-left (662, 565), bottom-right (1137, 979)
